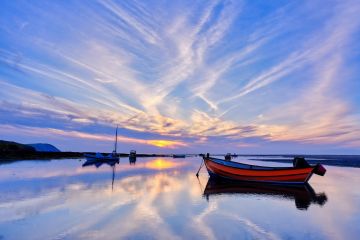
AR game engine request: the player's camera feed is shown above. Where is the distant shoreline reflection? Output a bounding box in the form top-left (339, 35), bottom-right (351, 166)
top-left (202, 177), bottom-right (328, 210)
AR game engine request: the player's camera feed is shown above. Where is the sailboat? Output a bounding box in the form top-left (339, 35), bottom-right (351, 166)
top-left (84, 126), bottom-right (120, 162)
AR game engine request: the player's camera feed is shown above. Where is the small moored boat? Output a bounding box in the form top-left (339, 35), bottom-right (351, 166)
top-left (84, 126), bottom-right (120, 162)
top-left (84, 152), bottom-right (119, 162)
top-left (203, 155), bottom-right (326, 184)
top-left (129, 150), bottom-right (136, 165)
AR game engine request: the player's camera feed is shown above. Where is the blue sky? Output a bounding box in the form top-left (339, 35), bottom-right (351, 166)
top-left (1, 0), bottom-right (360, 153)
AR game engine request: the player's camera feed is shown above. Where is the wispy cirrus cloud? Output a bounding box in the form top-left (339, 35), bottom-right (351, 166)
top-left (0, 0), bottom-right (359, 153)
top-left (248, 2), bottom-right (360, 146)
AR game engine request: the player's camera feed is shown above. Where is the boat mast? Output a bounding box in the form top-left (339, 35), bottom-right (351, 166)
top-left (114, 125), bottom-right (118, 153)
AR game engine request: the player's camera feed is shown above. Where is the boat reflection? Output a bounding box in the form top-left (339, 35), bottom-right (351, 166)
top-left (82, 159), bottom-right (119, 168)
top-left (129, 156), bottom-right (136, 165)
top-left (203, 177), bottom-right (327, 210)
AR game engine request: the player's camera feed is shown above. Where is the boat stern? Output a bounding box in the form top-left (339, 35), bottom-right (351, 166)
top-left (313, 164), bottom-right (326, 176)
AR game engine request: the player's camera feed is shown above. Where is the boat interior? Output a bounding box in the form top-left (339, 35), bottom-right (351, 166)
top-left (207, 157), bottom-right (309, 170)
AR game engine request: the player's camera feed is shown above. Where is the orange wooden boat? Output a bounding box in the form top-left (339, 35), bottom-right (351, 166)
top-left (203, 156), bottom-right (326, 184)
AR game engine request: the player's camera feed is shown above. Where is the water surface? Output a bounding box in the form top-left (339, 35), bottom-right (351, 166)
top-left (0, 156), bottom-right (359, 239)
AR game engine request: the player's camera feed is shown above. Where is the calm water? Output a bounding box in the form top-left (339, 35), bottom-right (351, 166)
top-left (0, 156), bottom-right (359, 240)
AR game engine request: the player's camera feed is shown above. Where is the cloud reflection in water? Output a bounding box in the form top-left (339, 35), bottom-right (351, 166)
top-left (0, 157), bottom-right (359, 239)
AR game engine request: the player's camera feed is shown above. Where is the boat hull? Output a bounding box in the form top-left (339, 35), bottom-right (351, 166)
top-left (204, 157), bottom-right (315, 184)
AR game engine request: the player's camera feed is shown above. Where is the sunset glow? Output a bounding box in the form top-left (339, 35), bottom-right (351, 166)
top-left (146, 140), bottom-right (187, 148)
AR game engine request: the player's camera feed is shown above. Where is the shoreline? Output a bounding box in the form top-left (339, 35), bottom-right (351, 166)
top-left (1, 153), bottom-right (360, 168)
top-left (0, 152), bottom-right (173, 161)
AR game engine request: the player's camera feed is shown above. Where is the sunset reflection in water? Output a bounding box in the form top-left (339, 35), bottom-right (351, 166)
top-left (145, 158), bottom-right (186, 170)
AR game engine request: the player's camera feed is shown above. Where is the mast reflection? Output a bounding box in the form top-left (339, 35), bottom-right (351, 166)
top-left (82, 159), bottom-right (119, 191)
top-left (203, 177), bottom-right (327, 210)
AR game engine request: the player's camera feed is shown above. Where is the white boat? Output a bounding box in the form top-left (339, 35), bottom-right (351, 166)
top-left (84, 126), bottom-right (120, 162)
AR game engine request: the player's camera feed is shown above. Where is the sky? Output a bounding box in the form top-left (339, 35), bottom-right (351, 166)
top-left (0, 0), bottom-right (360, 154)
